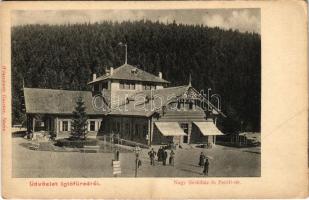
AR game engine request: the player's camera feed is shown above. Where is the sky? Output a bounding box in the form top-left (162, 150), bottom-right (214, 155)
top-left (12, 9), bottom-right (260, 34)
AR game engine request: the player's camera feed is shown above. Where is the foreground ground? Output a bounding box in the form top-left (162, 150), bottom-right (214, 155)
top-left (12, 137), bottom-right (260, 178)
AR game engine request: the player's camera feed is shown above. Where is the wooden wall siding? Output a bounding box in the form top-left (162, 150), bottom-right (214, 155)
top-left (190, 124), bottom-right (208, 144)
top-left (101, 116), bottom-right (149, 144)
top-left (26, 114), bottom-right (55, 133)
top-left (152, 127), bottom-right (173, 145)
top-left (158, 110), bottom-right (207, 122)
top-left (25, 113), bottom-right (102, 139)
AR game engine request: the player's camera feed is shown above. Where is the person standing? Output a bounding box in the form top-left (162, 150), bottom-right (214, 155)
top-left (148, 148), bottom-right (156, 166)
top-left (203, 158), bottom-right (209, 176)
top-left (157, 146), bottom-right (163, 162)
top-left (115, 150), bottom-right (120, 161)
top-left (162, 149), bottom-right (168, 166)
top-left (169, 150), bottom-right (175, 166)
top-left (199, 152), bottom-right (206, 167)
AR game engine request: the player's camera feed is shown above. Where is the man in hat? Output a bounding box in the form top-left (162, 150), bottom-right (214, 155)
top-left (157, 146), bottom-right (163, 162)
top-left (162, 149), bottom-right (168, 166)
top-left (148, 148), bottom-right (157, 166)
top-left (203, 158), bottom-right (209, 176)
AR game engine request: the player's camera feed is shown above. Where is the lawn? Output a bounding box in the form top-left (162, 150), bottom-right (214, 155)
top-left (12, 137), bottom-right (260, 178)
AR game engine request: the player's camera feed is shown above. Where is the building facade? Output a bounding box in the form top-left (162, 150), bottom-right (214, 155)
top-left (24, 63), bottom-right (224, 146)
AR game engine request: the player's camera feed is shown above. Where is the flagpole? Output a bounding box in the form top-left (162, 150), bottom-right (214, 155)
top-left (118, 42), bottom-right (127, 65)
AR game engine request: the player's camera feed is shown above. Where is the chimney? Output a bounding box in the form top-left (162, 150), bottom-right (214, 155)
top-left (158, 72), bottom-right (162, 79)
top-left (110, 67), bottom-right (114, 75)
top-left (92, 73), bottom-right (96, 81)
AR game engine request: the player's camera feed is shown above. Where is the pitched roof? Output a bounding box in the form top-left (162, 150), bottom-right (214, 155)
top-left (88, 64), bottom-right (169, 84)
top-left (109, 85), bottom-right (226, 117)
top-left (23, 85), bottom-right (226, 117)
top-left (24, 88), bottom-right (105, 115)
top-left (109, 85), bottom-right (190, 116)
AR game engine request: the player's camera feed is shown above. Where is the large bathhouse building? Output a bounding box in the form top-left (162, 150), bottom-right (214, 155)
top-left (24, 63), bottom-right (225, 146)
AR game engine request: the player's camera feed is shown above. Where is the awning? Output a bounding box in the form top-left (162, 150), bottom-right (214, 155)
top-left (193, 121), bottom-right (224, 136)
top-left (154, 122), bottom-right (187, 136)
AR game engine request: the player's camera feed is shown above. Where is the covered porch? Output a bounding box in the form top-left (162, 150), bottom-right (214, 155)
top-left (26, 114), bottom-right (56, 140)
top-left (190, 121), bottom-right (224, 145)
top-left (152, 122), bottom-right (187, 145)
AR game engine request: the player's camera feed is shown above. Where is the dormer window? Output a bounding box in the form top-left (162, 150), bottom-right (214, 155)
top-left (131, 68), bottom-right (138, 74)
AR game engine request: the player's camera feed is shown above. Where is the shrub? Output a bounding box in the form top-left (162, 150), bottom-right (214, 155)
top-left (55, 138), bottom-right (98, 148)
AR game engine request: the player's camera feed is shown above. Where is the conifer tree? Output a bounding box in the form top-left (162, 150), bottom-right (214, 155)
top-left (71, 96), bottom-right (88, 140)
top-left (12, 21), bottom-right (261, 132)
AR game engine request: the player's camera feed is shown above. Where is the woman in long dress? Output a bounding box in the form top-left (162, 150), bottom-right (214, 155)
top-left (198, 152), bottom-right (206, 166)
top-left (157, 146), bottom-right (163, 161)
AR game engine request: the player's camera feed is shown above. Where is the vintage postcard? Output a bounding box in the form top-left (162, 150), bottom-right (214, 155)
top-left (1, 0), bottom-right (308, 198)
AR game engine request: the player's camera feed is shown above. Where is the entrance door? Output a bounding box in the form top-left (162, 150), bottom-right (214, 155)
top-left (180, 123), bottom-right (189, 144)
top-left (183, 135), bottom-right (188, 143)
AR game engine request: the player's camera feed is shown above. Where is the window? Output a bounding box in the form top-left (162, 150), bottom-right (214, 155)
top-left (143, 84), bottom-right (156, 90)
top-left (124, 82), bottom-right (130, 90)
top-left (90, 121), bottom-right (96, 131)
top-left (130, 83), bottom-right (135, 90)
top-left (143, 125), bottom-right (148, 137)
top-left (110, 121), bottom-right (117, 133)
top-left (180, 123), bottom-right (189, 134)
top-left (119, 81), bottom-right (135, 90)
top-left (144, 84), bottom-right (150, 90)
top-left (112, 121), bottom-right (120, 134)
top-left (177, 101), bottom-right (181, 110)
top-left (189, 102), bottom-right (193, 109)
top-left (135, 124), bottom-right (139, 136)
top-left (125, 123), bottom-right (130, 135)
top-left (180, 123), bottom-right (189, 143)
top-left (181, 101), bottom-right (185, 109)
top-left (177, 100), bottom-right (185, 110)
top-left (62, 121), bottom-right (68, 131)
top-left (102, 82), bottom-right (108, 90)
top-left (117, 122), bottom-right (121, 133)
top-left (120, 82), bottom-right (125, 89)
top-left (93, 84), bottom-right (100, 92)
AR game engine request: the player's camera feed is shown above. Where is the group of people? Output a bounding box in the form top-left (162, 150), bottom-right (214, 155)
top-left (199, 152), bottom-right (210, 176)
top-left (147, 148), bottom-right (210, 176)
top-left (148, 146), bottom-right (175, 166)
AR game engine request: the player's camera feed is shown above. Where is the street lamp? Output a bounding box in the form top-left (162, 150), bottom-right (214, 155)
top-left (211, 94), bottom-right (221, 111)
top-left (118, 42), bottom-right (127, 64)
top-left (133, 145), bottom-right (141, 177)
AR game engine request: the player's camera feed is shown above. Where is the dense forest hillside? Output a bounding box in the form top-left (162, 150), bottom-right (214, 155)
top-left (12, 20), bottom-right (261, 132)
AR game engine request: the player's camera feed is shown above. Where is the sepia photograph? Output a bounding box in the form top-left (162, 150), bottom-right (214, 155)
top-left (11, 8), bottom-right (261, 178)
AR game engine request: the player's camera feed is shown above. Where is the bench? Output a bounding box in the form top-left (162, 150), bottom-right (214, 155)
top-left (81, 145), bottom-right (100, 153)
